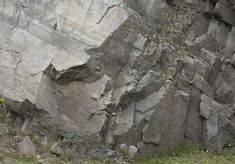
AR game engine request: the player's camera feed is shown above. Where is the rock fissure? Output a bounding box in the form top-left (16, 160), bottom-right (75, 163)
top-left (96, 1), bottom-right (123, 24)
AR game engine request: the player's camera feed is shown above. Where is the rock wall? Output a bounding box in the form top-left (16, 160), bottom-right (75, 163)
top-left (0, 0), bottom-right (235, 159)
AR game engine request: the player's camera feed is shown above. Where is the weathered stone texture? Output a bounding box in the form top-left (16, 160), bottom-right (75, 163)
top-left (1, 0), bottom-right (235, 159)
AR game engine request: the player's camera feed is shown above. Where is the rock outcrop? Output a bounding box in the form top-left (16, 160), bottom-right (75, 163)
top-left (0, 0), bottom-right (235, 160)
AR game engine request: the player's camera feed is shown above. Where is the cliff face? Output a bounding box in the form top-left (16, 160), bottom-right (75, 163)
top-left (0, 0), bottom-right (235, 159)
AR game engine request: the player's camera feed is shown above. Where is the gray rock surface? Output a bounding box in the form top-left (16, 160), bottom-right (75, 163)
top-left (128, 145), bottom-right (138, 159)
top-left (50, 142), bottom-right (64, 156)
top-left (17, 136), bottom-right (36, 156)
top-left (1, 0), bottom-right (235, 160)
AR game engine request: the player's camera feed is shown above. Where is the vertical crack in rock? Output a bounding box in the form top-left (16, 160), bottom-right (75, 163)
top-left (96, 1), bottom-right (123, 24)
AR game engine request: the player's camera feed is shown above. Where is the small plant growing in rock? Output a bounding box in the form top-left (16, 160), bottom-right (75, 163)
top-left (0, 97), bottom-right (5, 105)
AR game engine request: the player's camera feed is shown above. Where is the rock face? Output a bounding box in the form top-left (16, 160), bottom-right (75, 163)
top-left (1, 0), bottom-right (235, 159)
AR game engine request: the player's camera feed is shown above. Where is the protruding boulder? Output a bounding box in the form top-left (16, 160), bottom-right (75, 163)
top-left (50, 142), bottom-right (64, 156)
top-left (200, 94), bottom-right (235, 149)
top-left (128, 145), bottom-right (138, 159)
top-left (214, 82), bottom-right (234, 104)
top-left (119, 143), bottom-right (128, 153)
top-left (17, 136), bottom-right (36, 156)
top-left (143, 86), bottom-right (189, 149)
top-left (193, 74), bottom-right (213, 98)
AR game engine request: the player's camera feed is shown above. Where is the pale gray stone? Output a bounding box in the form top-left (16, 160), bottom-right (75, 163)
top-left (17, 136), bottom-right (36, 156)
top-left (136, 70), bottom-right (165, 94)
top-left (193, 75), bottom-right (213, 98)
top-left (128, 145), bottom-right (138, 159)
top-left (119, 143), bottom-right (128, 153)
top-left (135, 87), bottom-right (167, 113)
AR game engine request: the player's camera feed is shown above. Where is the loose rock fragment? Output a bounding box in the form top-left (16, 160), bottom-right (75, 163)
top-left (17, 136), bottom-right (36, 156)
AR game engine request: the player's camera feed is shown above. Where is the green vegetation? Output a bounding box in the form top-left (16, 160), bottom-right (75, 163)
top-left (0, 152), bottom-right (73, 164)
top-left (0, 153), bottom-right (38, 164)
top-left (0, 144), bottom-right (235, 163)
top-left (0, 97), bottom-right (5, 104)
top-left (135, 144), bottom-right (235, 164)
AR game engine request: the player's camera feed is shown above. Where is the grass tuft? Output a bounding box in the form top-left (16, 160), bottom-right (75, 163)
top-left (135, 144), bottom-right (235, 164)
